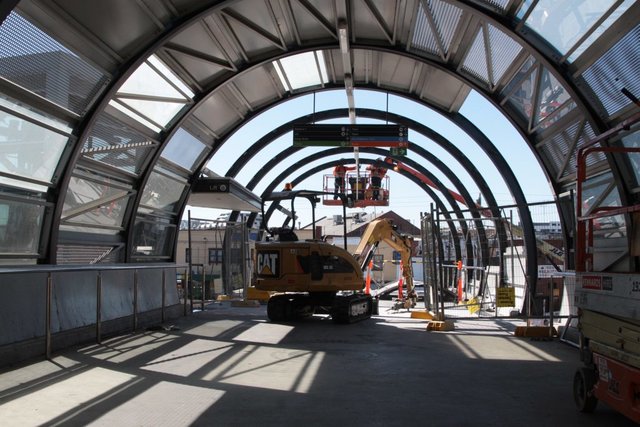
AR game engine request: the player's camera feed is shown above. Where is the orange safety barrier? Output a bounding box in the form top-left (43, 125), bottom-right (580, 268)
top-left (457, 260), bottom-right (463, 303)
top-left (365, 259), bottom-right (373, 295)
top-left (398, 260), bottom-right (404, 299)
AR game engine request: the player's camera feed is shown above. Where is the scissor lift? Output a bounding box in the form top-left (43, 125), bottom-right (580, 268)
top-left (322, 172), bottom-right (389, 208)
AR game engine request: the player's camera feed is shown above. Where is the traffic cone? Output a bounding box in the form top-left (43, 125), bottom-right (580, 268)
top-left (365, 259), bottom-right (373, 295)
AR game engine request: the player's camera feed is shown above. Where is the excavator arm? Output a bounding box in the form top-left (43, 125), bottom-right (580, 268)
top-left (353, 219), bottom-right (416, 307)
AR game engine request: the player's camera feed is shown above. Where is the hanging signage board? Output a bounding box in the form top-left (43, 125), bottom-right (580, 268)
top-left (293, 124), bottom-right (408, 148)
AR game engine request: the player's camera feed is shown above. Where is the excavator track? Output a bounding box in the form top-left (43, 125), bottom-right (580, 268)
top-left (267, 293), bottom-right (314, 322)
top-left (330, 293), bottom-right (374, 323)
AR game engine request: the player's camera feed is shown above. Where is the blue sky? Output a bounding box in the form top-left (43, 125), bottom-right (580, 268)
top-left (187, 88), bottom-right (553, 228)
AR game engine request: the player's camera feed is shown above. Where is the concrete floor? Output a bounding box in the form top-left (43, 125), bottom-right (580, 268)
top-left (0, 300), bottom-right (635, 427)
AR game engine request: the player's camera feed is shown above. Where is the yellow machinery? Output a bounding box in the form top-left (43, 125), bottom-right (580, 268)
top-left (352, 218), bottom-right (417, 309)
top-left (253, 190), bottom-right (415, 322)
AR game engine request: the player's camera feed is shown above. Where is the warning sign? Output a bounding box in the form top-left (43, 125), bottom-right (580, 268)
top-left (496, 287), bottom-right (516, 307)
top-left (466, 297), bottom-right (480, 314)
top-left (257, 251), bottom-right (279, 277)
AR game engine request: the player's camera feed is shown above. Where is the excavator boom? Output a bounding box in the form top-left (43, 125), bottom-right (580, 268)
top-left (353, 218), bottom-right (417, 307)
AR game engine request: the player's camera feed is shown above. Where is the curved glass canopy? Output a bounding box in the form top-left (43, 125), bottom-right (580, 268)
top-left (0, 0), bottom-right (637, 274)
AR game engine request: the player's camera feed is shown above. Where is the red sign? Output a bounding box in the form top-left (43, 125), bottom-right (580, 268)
top-left (581, 275), bottom-right (602, 290)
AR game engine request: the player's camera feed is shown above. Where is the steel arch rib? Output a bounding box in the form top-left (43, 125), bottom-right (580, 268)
top-left (242, 144), bottom-right (479, 265)
top-left (259, 157), bottom-right (457, 263)
top-left (253, 148), bottom-right (466, 262)
top-left (221, 107), bottom-right (501, 265)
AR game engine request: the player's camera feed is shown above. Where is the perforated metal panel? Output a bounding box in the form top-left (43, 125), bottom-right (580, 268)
top-left (470, 0), bottom-right (510, 13)
top-left (461, 27), bottom-right (489, 84)
top-left (538, 118), bottom-right (604, 181)
top-left (0, 12), bottom-right (108, 115)
top-left (56, 245), bottom-right (122, 264)
top-left (538, 119), bottom-right (583, 178)
top-left (487, 24), bottom-right (522, 86)
top-left (411, 0), bottom-right (463, 58)
top-left (581, 24), bottom-right (640, 117)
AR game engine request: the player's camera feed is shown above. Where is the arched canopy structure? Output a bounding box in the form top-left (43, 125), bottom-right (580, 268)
top-left (0, 0), bottom-right (638, 277)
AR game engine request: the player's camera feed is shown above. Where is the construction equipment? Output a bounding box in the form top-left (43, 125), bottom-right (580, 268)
top-left (253, 190), bottom-right (415, 323)
top-left (352, 218), bottom-right (417, 310)
top-left (572, 141), bottom-right (640, 424)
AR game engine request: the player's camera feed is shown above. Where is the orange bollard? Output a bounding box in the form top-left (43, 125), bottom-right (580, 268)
top-left (457, 260), bottom-right (463, 303)
top-left (365, 259), bottom-right (373, 295)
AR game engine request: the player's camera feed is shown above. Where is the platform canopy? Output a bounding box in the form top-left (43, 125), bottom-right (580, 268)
top-left (0, 0), bottom-right (638, 269)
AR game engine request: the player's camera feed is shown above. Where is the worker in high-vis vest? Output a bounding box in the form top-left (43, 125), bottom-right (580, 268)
top-left (367, 164), bottom-right (386, 200)
top-left (333, 164), bottom-right (355, 199)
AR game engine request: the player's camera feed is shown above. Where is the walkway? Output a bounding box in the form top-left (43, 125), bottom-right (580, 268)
top-left (0, 301), bottom-right (634, 426)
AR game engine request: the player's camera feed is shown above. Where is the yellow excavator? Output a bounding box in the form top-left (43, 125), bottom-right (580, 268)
top-left (253, 190), bottom-right (415, 323)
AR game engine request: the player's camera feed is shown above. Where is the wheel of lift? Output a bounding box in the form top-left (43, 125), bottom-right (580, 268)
top-left (573, 367), bottom-right (598, 413)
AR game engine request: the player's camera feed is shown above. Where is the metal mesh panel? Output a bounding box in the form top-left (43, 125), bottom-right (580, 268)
top-left (579, 122), bottom-right (605, 168)
top-left (411, 2), bottom-right (439, 55)
top-left (539, 119), bottom-right (604, 180)
top-left (581, 24), bottom-right (640, 117)
top-left (430, 0), bottom-right (462, 54)
top-left (461, 28), bottom-right (489, 84)
top-left (487, 24), bottom-right (522, 85)
top-left (56, 245), bottom-right (122, 264)
top-left (411, 0), bottom-right (463, 57)
top-left (470, 0), bottom-right (510, 12)
top-left (0, 12), bottom-right (108, 115)
top-left (81, 113), bottom-right (156, 175)
top-left (539, 120), bottom-right (581, 178)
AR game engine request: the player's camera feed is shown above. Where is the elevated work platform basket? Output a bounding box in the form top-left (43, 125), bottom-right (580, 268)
top-left (322, 173), bottom-right (389, 207)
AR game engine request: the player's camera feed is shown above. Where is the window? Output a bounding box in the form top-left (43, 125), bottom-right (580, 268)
top-left (322, 254), bottom-right (355, 274)
top-left (113, 54), bottom-right (193, 131)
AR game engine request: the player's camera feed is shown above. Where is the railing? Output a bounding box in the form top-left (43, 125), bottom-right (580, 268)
top-left (0, 264), bottom-right (186, 363)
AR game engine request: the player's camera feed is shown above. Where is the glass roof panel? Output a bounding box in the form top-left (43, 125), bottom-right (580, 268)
top-left (0, 198), bottom-right (44, 256)
top-left (411, 1), bottom-right (439, 55)
top-left (581, 23), bottom-right (640, 117)
top-left (430, 0), bottom-right (463, 55)
top-left (140, 170), bottom-right (186, 212)
top-left (108, 100), bottom-right (162, 133)
top-left (147, 55), bottom-right (194, 98)
top-left (118, 98), bottom-right (186, 128)
top-left (568, 0), bottom-right (635, 61)
top-left (132, 216), bottom-right (175, 259)
top-left (61, 176), bottom-right (129, 229)
top-left (115, 55), bottom-right (192, 130)
top-left (621, 128), bottom-right (640, 188)
top-left (0, 108), bottom-right (68, 185)
top-left (275, 51), bottom-right (328, 91)
top-left (524, 0), bottom-right (616, 55)
top-left (0, 94), bottom-right (72, 134)
top-left (487, 24), bottom-right (523, 86)
top-left (81, 112), bottom-right (156, 175)
top-left (161, 127), bottom-right (207, 171)
top-left (534, 67), bottom-right (573, 126)
top-left (504, 64), bottom-right (538, 124)
top-left (118, 61), bottom-right (185, 100)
